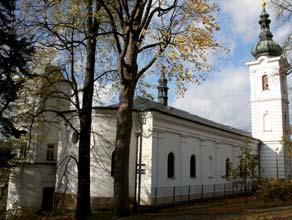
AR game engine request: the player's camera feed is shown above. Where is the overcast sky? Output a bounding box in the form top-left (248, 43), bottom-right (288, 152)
top-left (171, 0), bottom-right (292, 131)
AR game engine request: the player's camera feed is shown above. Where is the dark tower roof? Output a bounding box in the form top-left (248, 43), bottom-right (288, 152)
top-left (251, 5), bottom-right (283, 59)
top-left (157, 71), bottom-right (169, 106)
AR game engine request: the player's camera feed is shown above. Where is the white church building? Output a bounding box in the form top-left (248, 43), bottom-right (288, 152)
top-left (2, 4), bottom-right (291, 212)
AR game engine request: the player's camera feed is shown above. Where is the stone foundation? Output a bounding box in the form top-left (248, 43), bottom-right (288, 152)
top-left (54, 193), bottom-right (115, 211)
top-left (54, 193), bottom-right (77, 211)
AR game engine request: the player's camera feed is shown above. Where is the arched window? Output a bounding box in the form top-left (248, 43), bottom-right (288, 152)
top-left (111, 151), bottom-right (115, 177)
top-left (167, 152), bottom-right (175, 178)
top-left (71, 131), bottom-right (79, 144)
top-left (225, 158), bottom-right (231, 178)
top-left (262, 75), bottom-right (269, 90)
top-left (190, 154), bottom-right (196, 178)
top-left (208, 155), bottom-right (213, 177)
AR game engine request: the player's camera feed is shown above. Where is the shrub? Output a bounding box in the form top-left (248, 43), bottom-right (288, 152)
top-left (256, 178), bottom-right (292, 201)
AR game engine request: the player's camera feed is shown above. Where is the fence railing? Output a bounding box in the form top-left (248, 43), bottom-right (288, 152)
top-left (143, 182), bottom-right (254, 206)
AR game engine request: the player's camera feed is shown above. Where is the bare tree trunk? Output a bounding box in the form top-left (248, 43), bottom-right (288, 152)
top-left (75, 0), bottom-right (97, 218)
top-left (114, 32), bottom-right (139, 216)
top-left (114, 83), bottom-right (135, 216)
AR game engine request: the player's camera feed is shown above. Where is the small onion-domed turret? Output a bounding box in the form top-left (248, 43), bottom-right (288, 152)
top-left (157, 67), bottom-right (169, 106)
top-left (251, 5), bottom-right (283, 58)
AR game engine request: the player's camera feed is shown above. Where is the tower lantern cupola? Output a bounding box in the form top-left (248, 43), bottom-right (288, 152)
top-left (157, 67), bottom-right (168, 106)
top-left (251, 2), bottom-right (283, 58)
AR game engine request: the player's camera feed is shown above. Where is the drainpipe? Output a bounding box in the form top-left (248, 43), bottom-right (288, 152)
top-left (276, 149), bottom-right (279, 180)
top-left (134, 112), bottom-right (144, 209)
top-left (133, 132), bottom-right (140, 212)
top-left (137, 130), bottom-right (143, 207)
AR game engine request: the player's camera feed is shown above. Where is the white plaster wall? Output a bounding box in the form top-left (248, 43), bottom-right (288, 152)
top-left (55, 118), bottom-right (78, 195)
top-left (141, 111), bottom-right (259, 204)
top-left (6, 84), bottom-right (67, 211)
top-left (247, 56), bottom-right (290, 178)
top-left (129, 113), bottom-right (140, 198)
top-left (32, 116), bottom-right (60, 164)
top-left (55, 105), bottom-right (260, 207)
top-left (90, 111), bottom-right (116, 197)
top-left (7, 164), bottom-right (56, 210)
top-left (155, 131), bottom-right (181, 187)
top-left (260, 142), bottom-right (286, 178)
top-left (90, 110), bottom-right (139, 198)
top-left (249, 57), bottom-right (285, 101)
top-left (251, 100), bottom-right (285, 140)
top-left (137, 112), bottom-right (153, 204)
top-left (21, 78), bottom-right (70, 164)
top-left (56, 109), bottom-right (139, 199)
top-left (8, 103), bottom-right (260, 209)
top-left (181, 137), bottom-right (201, 185)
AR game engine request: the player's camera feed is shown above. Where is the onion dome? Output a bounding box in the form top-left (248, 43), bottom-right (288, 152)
top-left (157, 68), bottom-right (169, 106)
top-left (251, 5), bottom-right (283, 58)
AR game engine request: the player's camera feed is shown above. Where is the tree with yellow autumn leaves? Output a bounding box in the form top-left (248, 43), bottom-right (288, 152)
top-left (97, 0), bottom-right (220, 216)
top-left (20, 0), bottom-right (221, 218)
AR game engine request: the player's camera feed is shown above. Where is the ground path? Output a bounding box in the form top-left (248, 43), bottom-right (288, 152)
top-left (36, 196), bottom-right (292, 219)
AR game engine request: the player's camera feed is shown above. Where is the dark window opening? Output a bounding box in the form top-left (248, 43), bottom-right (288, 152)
top-left (167, 152), bottom-right (175, 178)
top-left (262, 75), bottom-right (269, 90)
top-left (190, 154), bottom-right (196, 178)
top-left (46, 144), bottom-right (54, 161)
top-left (111, 151), bottom-right (115, 177)
top-left (225, 158), bottom-right (231, 178)
top-left (19, 147), bottom-right (28, 159)
top-left (71, 132), bottom-right (79, 144)
top-left (42, 187), bottom-right (54, 211)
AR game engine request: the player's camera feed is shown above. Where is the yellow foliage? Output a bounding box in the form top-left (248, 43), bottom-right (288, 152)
top-left (149, 0), bottom-right (222, 95)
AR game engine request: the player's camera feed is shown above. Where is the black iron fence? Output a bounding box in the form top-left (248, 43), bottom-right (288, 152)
top-left (145, 182), bottom-right (254, 206)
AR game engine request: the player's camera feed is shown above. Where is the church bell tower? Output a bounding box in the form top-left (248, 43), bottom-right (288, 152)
top-left (246, 1), bottom-right (291, 178)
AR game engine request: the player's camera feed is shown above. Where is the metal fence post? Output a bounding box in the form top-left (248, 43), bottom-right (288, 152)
top-left (201, 185), bottom-right (204, 200)
top-left (213, 184), bottom-right (216, 198)
top-left (223, 183), bottom-right (226, 197)
top-left (173, 186), bottom-right (176, 203)
top-left (188, 185), bottom-right (191, 202)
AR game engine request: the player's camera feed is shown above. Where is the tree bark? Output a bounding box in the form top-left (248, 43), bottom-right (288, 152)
top-left (75, 0), bottom-right (96, 218)
top-left (114, 31), bottom-right (139, 216)
top-left (114, 82), bottom-right (135, 216)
